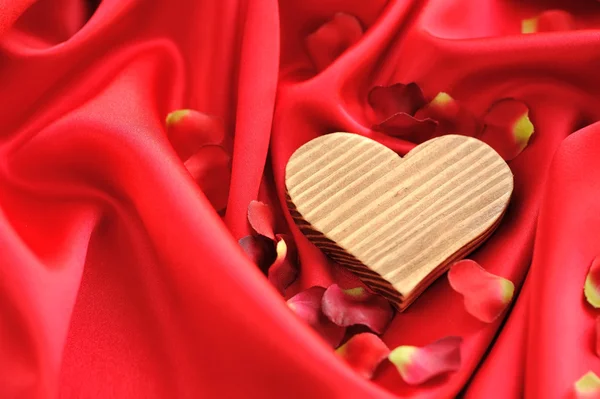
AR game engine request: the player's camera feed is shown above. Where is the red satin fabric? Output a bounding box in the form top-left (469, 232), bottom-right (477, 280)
top-left (2, 0), bottom-right (600, 398)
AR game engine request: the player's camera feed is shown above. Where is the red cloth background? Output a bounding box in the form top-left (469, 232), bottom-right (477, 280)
top-left (2, 0), bottom-right (600, 397)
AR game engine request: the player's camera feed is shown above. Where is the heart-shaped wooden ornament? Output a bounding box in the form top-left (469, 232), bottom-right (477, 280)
top-left (285, 133), bottom-right (513, 310)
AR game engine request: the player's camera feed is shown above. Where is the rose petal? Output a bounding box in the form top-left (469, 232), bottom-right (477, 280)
top-left (331, 263), bottom-right (371, 291)
top-left (341, 286), bottom-right (371, 302)
top-left (238, 235), bottom-right (277, 274)
top-left (584, 256), bottom-right (600, 308)
top-left (305, 13), bottom-right (363, 72)
top-left (268, 235), bottom-right (298, 294)
top-left (479, 98), bottom-right (535, 161)
top-left (373, 112), bottom-right (438, 143)
top-left (521, 17), bottom-right (537, 34)
top-left (414, 92), bottom-right (480, 137)
top-left (165, 109), bottom-right (225, 161)
top-left (184, 145), bottom-right (231, 212)
top-left (321, 284), bottom-right (393, 334)
top-left (447, 259), bottom-right (515, 323)
top-left (247, 200), bottom-right (276, 240)
top-left (522, 10), bottom-right (574, 34)
top-left (368, 83), bottom-right (427, 120)
top-left (287, 287), bottom-right (346, 347)
top-left (336, 333), bottom-right (390, 379)
top-left (388, 336), bottom-right (462, 385)
top-left (574, 371), bottom-right (600, 398)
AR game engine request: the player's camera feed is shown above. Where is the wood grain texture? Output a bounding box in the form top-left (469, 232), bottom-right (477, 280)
top-left (285, 133), bottom-right (513, 310)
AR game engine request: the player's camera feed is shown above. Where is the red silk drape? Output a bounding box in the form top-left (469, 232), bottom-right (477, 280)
top-left (2, 0), bottom-right (600, 398)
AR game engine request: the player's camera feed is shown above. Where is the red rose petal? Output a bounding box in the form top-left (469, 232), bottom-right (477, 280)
top-left (305, 13), bottom-right (363, 72)
top-left (341, 286), bottom-right (371, 302)
top-left (388, 336), bottom-right (462, 385)
top-left (287, 287), bottom-right (346, 347)
top-left (268, 235), bottom-right (298, 294)
top-left (584, 256), bottom-right (600, 308)
top-left (184, 145), bottom-right (231, 212)
top-left (238, 235), bottom-right (277, 274)
top-left (447, 259), bottom-right (515, 323)
top-left (331, 263), bottom-right (371, 292)
top-left (478, 98), bottom-right (535, 161)
top-left (574, 371), bottom-right (600, 398)
top-left (336, 333), bottom-right (390, 379)
top-left (373, 112), bottom-right (438, 143)
top-left (368, 83), bottom-right (427, 121)
top-left (165, 109), bottom-right (225, 161)
top-left (522, 10), bottom-right (574, 34)
top-left (321, 284), bottom-right (393, 334)
top-left (247, 200), bottom-right (276, 240)
top-left (414, 92), bottom-right (479, 137)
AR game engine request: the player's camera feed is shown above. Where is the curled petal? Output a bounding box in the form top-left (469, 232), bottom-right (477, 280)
top-left (373, 112), bottom-right (438, 143)
top-left (574, 371), bottom-right (600, 398)
top-left (447, 260), bottom-right (514, 323)
top-left (336, 333), bottom-right (390, 379)
top-left (248, 200), bottom-right (276, 240)
top-left (166, 109), bottom-right (225, 161)
top-left (584, 256), bottom-right (600, 308)
top-left (288, 287), bottom-right (324, 326)
top-left (414, 92), bottom-right (479, 137)
top-left (479, 98), bottom-right (535, 161)
top-left (268, 235), bottom-right (299, 294)
top-left (287, 287), bottom-right (346, 347)
top-left (522, 10), bottom-right (574, 34)
top-left (184, 145), bottom-right (231, 212)
top-left (322, 284), bottom-right (393, 334)
top-left (238, 235), bottom-right (277, 274)
top-left (388, 336), bottom-right (462, 385)
top-left (305, 13), bottom-right (363, 71)
top-left (368, 83), bottom-right (427, 120)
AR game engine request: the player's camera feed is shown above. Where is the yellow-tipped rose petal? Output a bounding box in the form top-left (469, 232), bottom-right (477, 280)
top-left (165, 109), bottom-right (190, 126)
top-left (388, 336), bottom-right (462, 385)
top-left (575, 371), bottom-right (600, 398)
top-left (479, 98), bottom-right (535, 161)
top-left (336, 333), bottom-right (389, 379)
top-left (414, 91), bottom-right (480, 137)
top-left (513, 112), bottom-right (535, 150)
top-left (522, 10), bottom-right (575, 34)
top-left (584, 257), bottom-right (600, 308)
top-left (343, 286), bottom-right (369, 300)
top-left (521, 17), bottom-right (538, 34)
top-left (165, 109), bottom-right (225, 161)
top-left (322, 284), bottom-right (393, 334)
top-left (430, 92), bottom-right (453, 106)
top-left (267, 235), bottom-right (298, 294)
top-left (448, 260), bottom-right (514, 323)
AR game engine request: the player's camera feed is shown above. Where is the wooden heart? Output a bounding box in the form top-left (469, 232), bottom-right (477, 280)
top-left (285, 133), bottom-right (513, 310)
